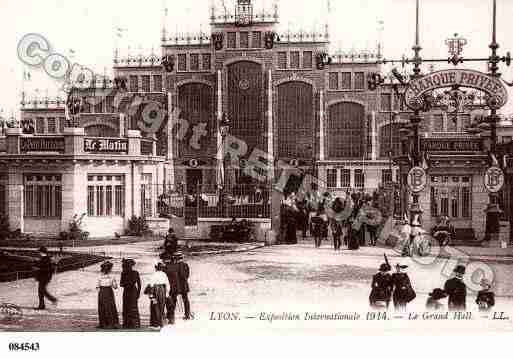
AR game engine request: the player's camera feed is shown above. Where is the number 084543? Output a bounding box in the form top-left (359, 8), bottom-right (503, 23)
top-left (8, 343), bottom-right (40, 351)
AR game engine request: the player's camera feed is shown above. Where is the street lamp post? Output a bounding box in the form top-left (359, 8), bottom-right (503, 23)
top-left (389, 111), bottom-right (399, 182)
top-left (219, 114), bottom-right (230, 218)
top-left (367, 0), bottom-right (512, 242)
top-left (484, 0), bottom-right (503, 242)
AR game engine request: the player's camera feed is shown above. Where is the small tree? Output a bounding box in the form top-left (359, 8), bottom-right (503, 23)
top-left (126, 216), bottom-right (150, 237)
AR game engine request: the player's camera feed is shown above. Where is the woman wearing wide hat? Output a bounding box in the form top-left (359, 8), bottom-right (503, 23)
top-left (476, 278), bottom-right (495, 312)
top-left (391, 263), bottom-right (416, 311)
top-left (426, 288), bottom-right (447, 311)
top-left (443, 264), bottom-right (467, 311)
top-left (369, 263), bottom-right (393, 309)
top-left (120, 258), bottom-right (141, 329)
top-left (326, 195), bottom-right (353, 250)
top-left (96, 261), bottom-right (120, 329)
top-left (145, 261), bottom-right (170, 328)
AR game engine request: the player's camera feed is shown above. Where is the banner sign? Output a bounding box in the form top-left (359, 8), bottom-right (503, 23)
top-left (20, 137), bottom-right (65, 153)
top-left (405, 69), bottom-right (508, 110)
top-left (421, 138), bottom-right (483, 152)
top-left (84, 138), bottom-right (128, 153)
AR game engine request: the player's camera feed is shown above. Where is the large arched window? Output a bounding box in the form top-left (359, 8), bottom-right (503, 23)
top-left (276, 81), bottom-right (314, 158)
top-left (227, 61), bottom-right (264, 152)
top-left (177, 83), bottom-right (214, 158)
top-left (327, 102), bottom-right (365, 159)
top-left (379, 123), bottom-right (403, 158)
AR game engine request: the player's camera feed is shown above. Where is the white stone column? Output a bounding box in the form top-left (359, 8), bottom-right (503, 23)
top-left (7, 169), bottom-right (23, 232)
top-left (61, 166), bottom-right (86, 232)
top-left (319, 90), bottom-right (325, 161)
top-left (371, 111), bottom-right (377, 160)
top-left (127, 130), bottom-right (142, 155)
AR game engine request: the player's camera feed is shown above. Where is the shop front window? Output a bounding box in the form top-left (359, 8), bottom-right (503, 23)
top-left (430, 176), bottom-right (471, 220)
top-left (141, 174), bottom-right (153, 217)
top-left (355, 169), bottom-right (365, 188)
top-left (24, 174), bottom-right (62, 218)
top-left (340, 169), bottom-right (351, 188)
top-left (382, 169), bottom-right (392, 184)
top-left (87, 175), bottom-right (125, 217)
top-left (327, 169), bottom-right (337, 188)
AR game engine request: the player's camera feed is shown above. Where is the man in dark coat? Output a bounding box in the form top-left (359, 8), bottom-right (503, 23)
top-left (34, 246), bottom-right (57, 310)
top-left (369, 263), bottom-right (393, 309)
top-left (444, 265), bottom-right (467, 311)
top-left (164, 252), bottom-right (191, 324)
top-left (163, 228), bottom-right (178, 256)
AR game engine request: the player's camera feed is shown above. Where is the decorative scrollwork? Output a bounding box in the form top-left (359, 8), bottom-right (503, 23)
top-left (486, 94), bottom-right (502, 110)
top-left (407, 96), bottom-right (425, 111)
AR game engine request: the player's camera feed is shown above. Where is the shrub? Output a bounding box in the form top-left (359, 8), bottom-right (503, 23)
top-left (125, 216), bottom-right (150, 237)
top-left (58, 214), bottom-right (89, 241)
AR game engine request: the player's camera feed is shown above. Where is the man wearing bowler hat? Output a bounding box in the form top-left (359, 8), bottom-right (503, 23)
top-left (164, 251), bottom-right (191, 324)
top-left (34, 246), bottom-right (57, 310)
top-left (444, 264), bottom-right (467, 310)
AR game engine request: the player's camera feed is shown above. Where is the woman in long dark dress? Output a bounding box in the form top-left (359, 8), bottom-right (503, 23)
top-left (120, 259), bottom-right (141, 329)
top-left (97, 261), bottom-right (120, 329)
top-left (282, 193), bottom-right (298, 245)
top-left (391, 264), bottom-right (416, 311)
top-left (347, 196), bottom-right (361, 250)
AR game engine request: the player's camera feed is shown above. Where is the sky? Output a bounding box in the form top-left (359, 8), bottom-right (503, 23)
top-left (1, 0), bottom-right (513, 119)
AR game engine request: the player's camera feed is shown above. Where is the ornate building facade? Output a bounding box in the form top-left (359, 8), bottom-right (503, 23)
top-left (0, 0), bottom-right (511, 240)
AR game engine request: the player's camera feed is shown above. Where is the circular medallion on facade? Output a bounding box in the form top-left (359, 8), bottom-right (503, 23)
top-left (484, 166), bottom-right (504, 193)
top-left (407, 166), bottom-right (427, 193)
top-left (189, 159), bottom-right (199, 168)
top-left (238, 79), bottom-right (250, 90)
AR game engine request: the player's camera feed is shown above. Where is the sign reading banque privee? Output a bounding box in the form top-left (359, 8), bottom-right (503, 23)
top-left (405, 69), bottom-right (508, 110)
top-left (84, 138), bottom-right (128, 153)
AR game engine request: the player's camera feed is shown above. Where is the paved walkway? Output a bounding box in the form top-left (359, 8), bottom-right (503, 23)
top-left (1, 240), bottom-right (513, 331)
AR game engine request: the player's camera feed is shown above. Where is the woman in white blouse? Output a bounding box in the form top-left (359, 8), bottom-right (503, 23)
top-left (145, 262), bottom-right (170, 328)
top-left (97, 261), bottom-right (120, 329)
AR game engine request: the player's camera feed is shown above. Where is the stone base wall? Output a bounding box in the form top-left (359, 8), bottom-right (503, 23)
top-left (184, 218), bottom-right (271, 241)
top-left (146, 217), bottom-right (170, 235)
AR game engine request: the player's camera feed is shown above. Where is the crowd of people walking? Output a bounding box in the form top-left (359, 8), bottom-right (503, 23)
top-left (280, 184), bottom-right (381, 250)
top-left (369, 261), bottom-right (496, 312)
